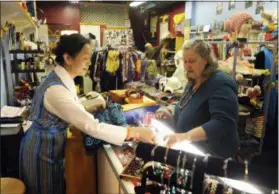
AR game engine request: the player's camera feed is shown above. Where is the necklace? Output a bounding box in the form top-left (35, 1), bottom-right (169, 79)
top-left (179, 83), bottom-right (202, 109)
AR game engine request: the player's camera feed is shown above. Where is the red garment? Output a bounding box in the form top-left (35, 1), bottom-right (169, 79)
top-left (211, 43), bottom-right (219, 59)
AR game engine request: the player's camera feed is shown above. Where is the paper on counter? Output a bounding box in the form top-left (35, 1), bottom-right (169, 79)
top-left (1, 106), bottom-right (26, 118)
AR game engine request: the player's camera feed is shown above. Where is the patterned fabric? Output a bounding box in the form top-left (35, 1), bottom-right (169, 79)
top-left (19, 71), bottom-right (69, 194)
top-left (83, 103), bottom-right (127, 152)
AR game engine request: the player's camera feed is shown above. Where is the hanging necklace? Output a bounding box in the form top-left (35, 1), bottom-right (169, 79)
top-left (179, 82), bottom-right (202, 109)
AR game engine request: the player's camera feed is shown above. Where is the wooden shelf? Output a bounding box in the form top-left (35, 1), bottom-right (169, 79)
top-left (1, 2), bottom-right (37, 31)
top-left (12, 69), bottom-right (45, 73)
top-left (9, 50), bottom-right (43, 54)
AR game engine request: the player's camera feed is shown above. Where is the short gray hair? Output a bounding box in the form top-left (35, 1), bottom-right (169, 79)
top-left (183, 38), bottom-right (218, 80)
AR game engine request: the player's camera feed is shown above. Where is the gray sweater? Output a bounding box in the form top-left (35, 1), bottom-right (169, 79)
top-left (174, 71), bottom-right (240, 158)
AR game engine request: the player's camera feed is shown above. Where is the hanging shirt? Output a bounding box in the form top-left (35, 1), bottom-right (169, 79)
top-left (106, 50), bottom-right (120, 74)
top-left (41, 65), bottom-right (127, 146)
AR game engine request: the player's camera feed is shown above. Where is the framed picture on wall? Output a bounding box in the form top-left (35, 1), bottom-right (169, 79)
top-left (255, 2), bottom-right (264, 14)
top-left (245, 0), bottom-right (253, 9)
top-left (228, 0), bottom-right (236, 10)
top-left (216, 2), bottom-right (223, 15)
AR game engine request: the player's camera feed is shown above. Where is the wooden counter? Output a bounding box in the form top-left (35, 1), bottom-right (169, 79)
top-left (65, 128), bottom-right (134, 194)
top-left (65, 128), bottom-right (96, 194)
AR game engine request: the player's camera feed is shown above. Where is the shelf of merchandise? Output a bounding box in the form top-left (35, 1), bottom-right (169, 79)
top-left (1, 1), bottom-right (40, 106)
top-left (1, 2), bottom-right (37, 31)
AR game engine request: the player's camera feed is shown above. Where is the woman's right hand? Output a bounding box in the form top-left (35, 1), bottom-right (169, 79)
top-left (155, 111), bottom-right (171, 120)
top-left (127, 127), bottom-right (155, 143)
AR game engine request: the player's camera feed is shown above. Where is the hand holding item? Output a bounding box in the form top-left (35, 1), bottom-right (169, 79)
top-left (164, 133), bottom-right (190, 147)
top-left (127, 127), bottom-right (155, 144)
top-left (155, 111), bottom-right (172, 120)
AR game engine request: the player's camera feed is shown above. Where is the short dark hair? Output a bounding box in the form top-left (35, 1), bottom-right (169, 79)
top-left (53, 33), bottom-right (90, 66)
top-left (88, 33), bottom-right (96, 40)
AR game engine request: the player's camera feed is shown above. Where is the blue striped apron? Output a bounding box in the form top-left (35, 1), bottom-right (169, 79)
top-left (19, 71), bottom-right (69, 194)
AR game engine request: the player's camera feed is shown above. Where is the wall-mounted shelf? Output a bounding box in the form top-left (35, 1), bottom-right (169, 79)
top-left (12, 69), bottom-right (45, 73)
top-left (9, 50), bottom-right (44, 54)
top-left (1, 2), bottom-right (37, 31)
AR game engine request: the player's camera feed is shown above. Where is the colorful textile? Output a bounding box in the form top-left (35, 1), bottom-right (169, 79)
top-left (173, 13), bottom-right (185, 24)
top-left (106, 50), bottom-right (120, 74)
top-left (83, 103), bottom-right (127, 151)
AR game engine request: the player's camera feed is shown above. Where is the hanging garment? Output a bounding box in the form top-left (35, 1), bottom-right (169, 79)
top-left (173, 13), bottom-right (185, 34)
top-left (159, 14), bottom-right (169, 23)
top-left (101, 53), bottom-right (124, 92)
top-left (263, 47), bottom-right (277, 127)
top-left (140, 60), bottom-right (148, 82)
top-left (150, 16), bottom-right (158, 38)
top-left (19, 72), bottom-right (69, 194)
top-left (173, 13), bottom-right (185, 25)
top-left (145, 60), bottom-right (158, 86)
top-left (134, 59), bottom-right (142, 81)
top-left (83, 103), bottom-right (127, 151)
top-left (127, 53), bottom-right (137, 82)
top-left (106, 50), bottom-right (120, 75)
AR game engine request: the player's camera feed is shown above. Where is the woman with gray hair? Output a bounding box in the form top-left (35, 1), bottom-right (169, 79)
top-left (156, 38), bottom-right (240, 158)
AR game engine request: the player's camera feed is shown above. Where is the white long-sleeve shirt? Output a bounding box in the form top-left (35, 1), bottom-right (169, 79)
top-left (30, 65), bottom-right (127, 146)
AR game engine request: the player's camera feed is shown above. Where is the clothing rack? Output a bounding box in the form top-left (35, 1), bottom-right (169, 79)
top-left (135, 142), bottom-right (278, 190)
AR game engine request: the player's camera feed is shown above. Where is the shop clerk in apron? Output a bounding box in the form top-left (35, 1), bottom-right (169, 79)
top-left (19, 34), bottom-right (154, 194)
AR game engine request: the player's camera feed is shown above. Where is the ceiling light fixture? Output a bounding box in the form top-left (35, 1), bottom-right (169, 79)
top-left (130, 1), bottom-right (146, 7)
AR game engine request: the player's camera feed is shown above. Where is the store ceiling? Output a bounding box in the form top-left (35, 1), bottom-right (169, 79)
top-left (96, 1), bottom-right (184, 12)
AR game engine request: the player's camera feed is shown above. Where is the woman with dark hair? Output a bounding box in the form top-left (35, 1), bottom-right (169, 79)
top-left (19, 34), bottom-right (154, 194)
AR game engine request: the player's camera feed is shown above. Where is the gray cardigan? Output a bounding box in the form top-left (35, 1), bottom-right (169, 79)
top-left (174, 71), bottom-right (240, 158)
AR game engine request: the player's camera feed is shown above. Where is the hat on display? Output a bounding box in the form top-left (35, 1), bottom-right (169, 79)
top-left (224, 11), bottom-right (253, 33)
